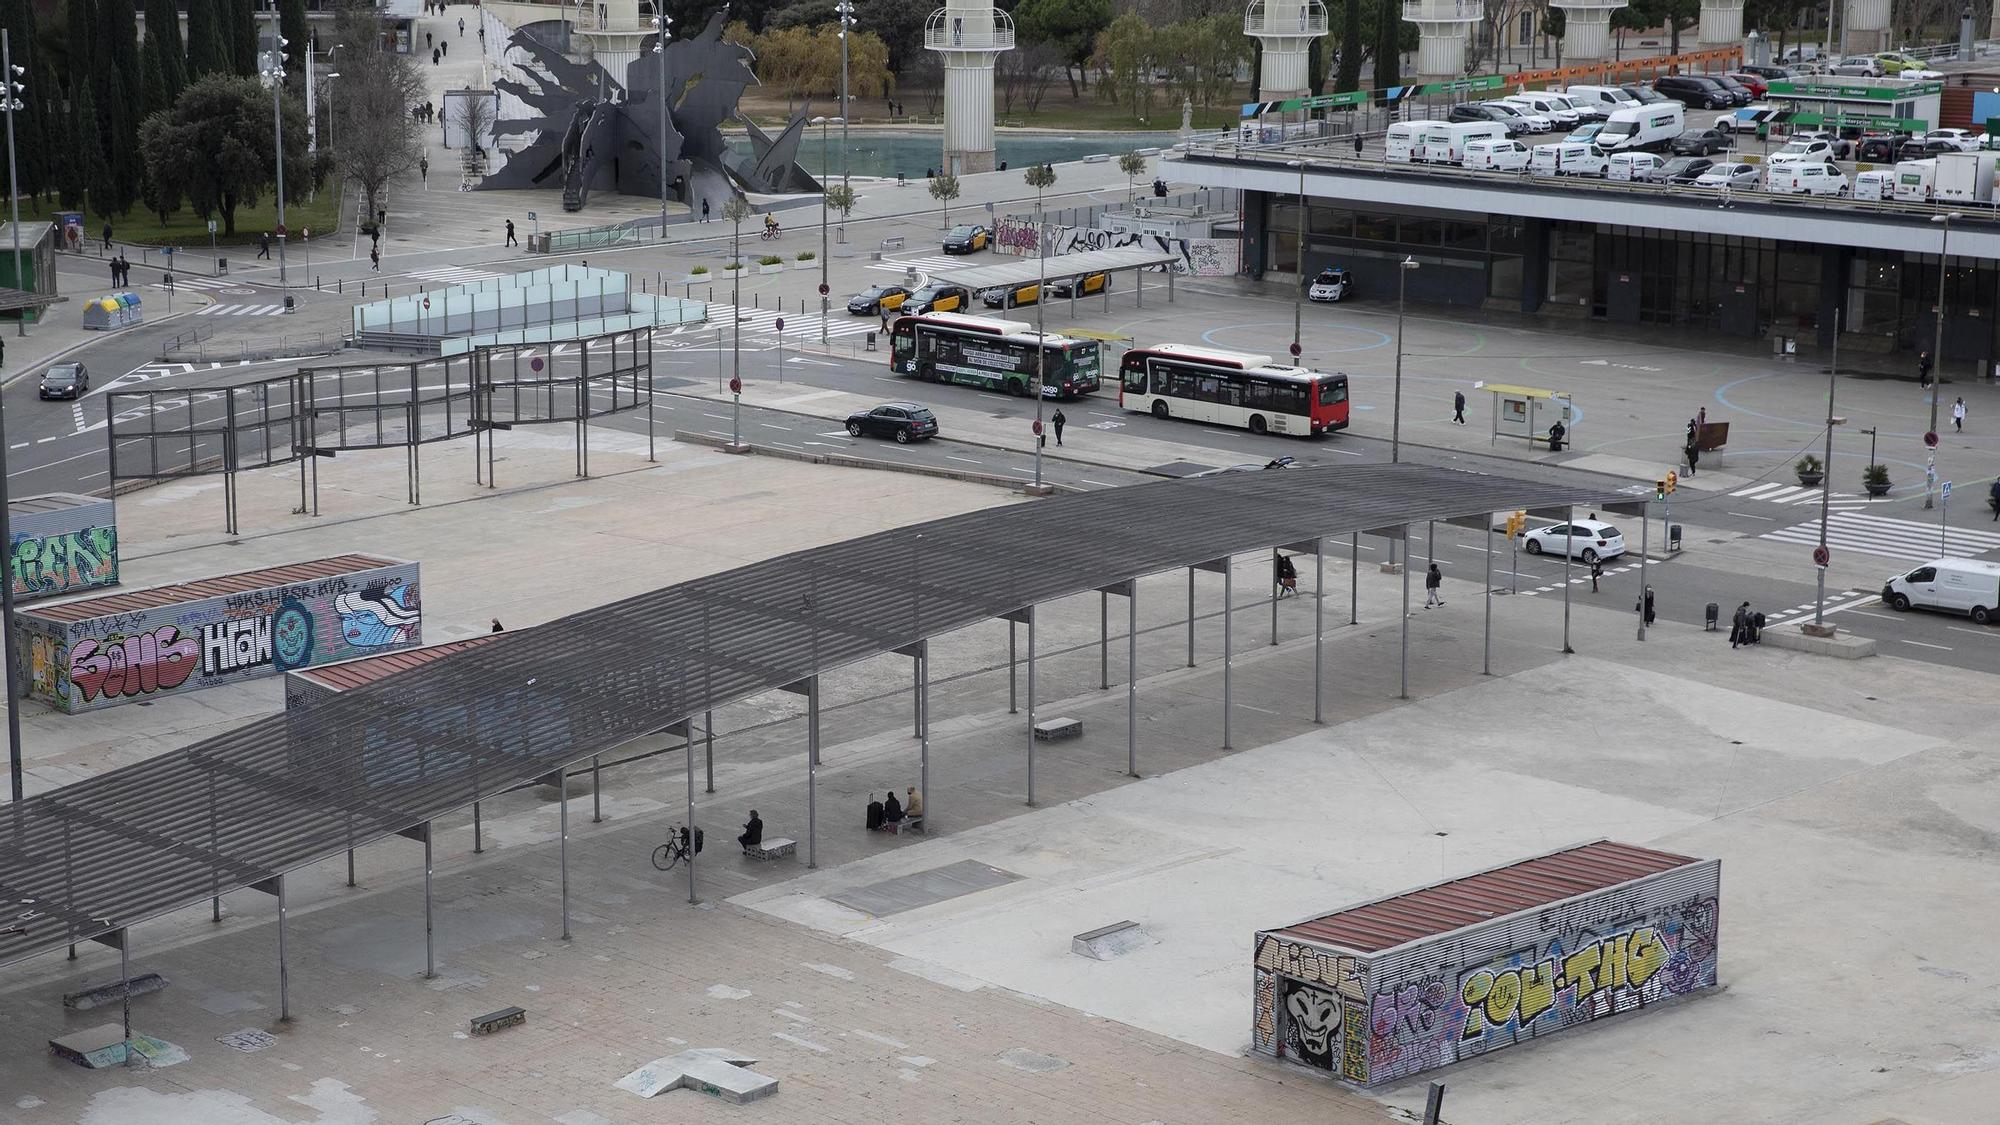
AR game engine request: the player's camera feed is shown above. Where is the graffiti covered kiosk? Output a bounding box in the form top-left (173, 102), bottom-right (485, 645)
top-left (1251, 840), bottom-right (1720, 1087)
top-left (15, 555), bottom-right (423, 714)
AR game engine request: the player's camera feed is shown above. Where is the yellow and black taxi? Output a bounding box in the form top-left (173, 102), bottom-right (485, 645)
top-left (1047, 271), bottom-right (1110, 299)
top-left (903, 283), bottom-right (971, 315)
top-left (848, 283), bottom-right (912, 315)
top-left (942, 224), bottom-right (990, 254)
top-left (980, 281), bottom-right (1039, 309)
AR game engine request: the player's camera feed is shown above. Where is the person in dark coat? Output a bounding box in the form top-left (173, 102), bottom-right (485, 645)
top-left (866, 794), bottom-right (884, 830)
top-left (882, 791), bottom-right (904, 825)
top-left (1917, 350), bottom-right (1933, 387)
top-left (1275, 553), bottom-right (1297, 597)
top-left (1453, 390), bottom-right (1466, 424)
top-left (1546, 419), bottom-right (1566, 453)
top-left (1730, 601), bottom-right (1751, 649)
top-left (738, 810), bottom-right (763, 852)
top-left (1051, 408), bottom-right (1066, 445)
top-left (1638, 586), bottom-right (1655, 625)
top-left (1424, 562), bottom-right (1444, 608)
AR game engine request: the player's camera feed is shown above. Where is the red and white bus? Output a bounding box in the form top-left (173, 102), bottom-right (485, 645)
top-left (1118, 344), bottom-right (1350, 436)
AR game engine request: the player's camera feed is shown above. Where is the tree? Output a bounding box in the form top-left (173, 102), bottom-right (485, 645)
top-left (140, 74), bottom-right (309, 235)
top-left (0, 0), bottom-right (54, 201)
top-left (329, 3), bottom-right (426, 223)
top-left (1374, 0), bottom-right (1401, 91)
top-left (824, 182), bottom-right (856, 239)
top-left (855, 0), bottom-right (928, 73)
top-left (1093, 13), bottom-right (1154, 116)
top-left (230, 0), bottom-right (260, 77)
top-left (280, 0), bottom-right (308, 86)
top-left (1118, 150), bottom-right (1147, 202)
top-left (59, 81), bottom-right (103, 210)
top-left (1336, 0), bottom-right (1363, 91)
top-left (927, 170), bottom-right (960, 228)
top-left (142, 0), bottom-right (188, 103)
top-left (1015, 0), bottom-right (1112, 97)
top-left (185, 0), bottom-right (229, 77)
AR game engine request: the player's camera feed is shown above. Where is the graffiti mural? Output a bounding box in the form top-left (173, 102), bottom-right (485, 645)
top-left (12, 526), bottom-right (119, 600)
top-left (15, 560), bottom-right (422, 714)
top-left (991, 218), bottom-right (1241, 277)
top-left (1252, 855), bottom-right (1721, 1087)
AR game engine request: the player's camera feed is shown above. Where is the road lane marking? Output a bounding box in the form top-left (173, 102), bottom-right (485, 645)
top-left (946, 456), bottom-right (984, 465)
top-left (1897, 639), bottom-right (1952, 650)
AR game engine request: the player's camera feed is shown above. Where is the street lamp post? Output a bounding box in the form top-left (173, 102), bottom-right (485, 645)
top-left (836, 0), bottom-right (854, 196)
top-left (653, 14), bottom-right (672, 237)
top-left (725, 194), bottom-right (749, 450)
top-left (1024, 164), bottom-right (1057, 494)
top-left (813, 115), bottom-right (841, 343)
top-left (1385, 256), bottom-right (1418, 570)
top-left (1810, 308), bottom-right (1845, 635)
top-left (0, 30), bottom-right (23, 801)
top-left (262, 1), bottom-right (290, 286)
top-left (1924, 210), bottom-right (1959, 510)
top-left (1286, 160), bottom-right (1305, 363)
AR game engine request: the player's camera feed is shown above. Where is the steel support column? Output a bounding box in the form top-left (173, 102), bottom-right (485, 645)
top-left (705, 709), bottom-right (715, 793)
top-left (1270, 549), bottom-right (1279, 644)
top-left (1223, 563), bottom-right (1234, 749)
top-left (1008, 620), bottom-right (1018, 713)
top-left (684, 720), bottom-right (698, 905)
top-left (558, 767), bottom-right (570, 940)
top-left (1483, 515), bottom-right (1494, 675)
top-left (591, 754), bottom-right (602, 823)
top-left (1127, 582), bottom-right (1139, 776)
top-left (918, 642), bottom-right (931, 826)
top-left (1399, 525), bottom-right (1412, 700)
top-left (1100, 591), bottom-right (1109, 689)
top-left (1026, 603), bottom-right (1039, 806)
top-left (1187, 567), bottom-right (1196, 666)
top-left (1350, 533), bottom-right (1359, 624)
top-left (808, 676), bottom-right (821, 868)
top-left (1562, 505), bottom-right (1576, 655)
top-left (1314, 540), bottom-right (1325, 721)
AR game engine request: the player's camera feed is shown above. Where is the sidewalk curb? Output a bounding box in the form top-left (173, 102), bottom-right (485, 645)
top-left (673, 429), bottom-right (1066, 494)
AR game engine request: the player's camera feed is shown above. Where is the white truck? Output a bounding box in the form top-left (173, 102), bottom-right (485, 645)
top-left (1595, 102), bottom-right (1685, 152)
top-left (1934, 150), bottom-right (2000, 203)
top-left (1893, 157), bottom-right (1938, 202)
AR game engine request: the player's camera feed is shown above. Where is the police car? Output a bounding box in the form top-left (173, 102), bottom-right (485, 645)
top-left (1306, 267), bottom-right (1351, 303)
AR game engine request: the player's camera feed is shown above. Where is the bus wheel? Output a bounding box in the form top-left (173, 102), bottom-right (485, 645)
top-left (1248, 415), bottom-right (1268, 435)
top-left (1008, 380), bottom-right (1027, 396)
top-left (1151, 401), bottom-right (1169, 419)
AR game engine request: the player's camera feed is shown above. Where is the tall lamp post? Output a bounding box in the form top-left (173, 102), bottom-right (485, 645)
top-left (261, 1), bottom-right (290, 286)
top-left (653, 14), bottom-right (672, 237)
top-left (1286, 159), bottom-right (1305, 363)
top-left (1809, 308), bottom-right (1846, 636)
top-left (1924, 210), bottom-right (1959, 510)
top-left (812, 115), bottom-right (841, 343)
top-left (1024, 162), bottom-right (1057, 495)
top-left (723, 193), bottom-right (750, 450)
top-left (1385, 255), bottom-right (1417, 569)
top-left (0, 31), bottom-right (24, 801)
top-left (835, 0), bottom-right (855, 195)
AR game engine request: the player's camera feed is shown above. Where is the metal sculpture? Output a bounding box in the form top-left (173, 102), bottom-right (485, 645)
top-left (482, 12), bottom-right (820, 213)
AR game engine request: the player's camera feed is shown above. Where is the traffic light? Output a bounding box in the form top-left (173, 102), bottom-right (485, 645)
top-left (1504, 509), bottom-right (1526, 537)
top-left (1656, 479), bottom-right (1667, 501)
top-left (1666, 470), bottom-right (1678, 495)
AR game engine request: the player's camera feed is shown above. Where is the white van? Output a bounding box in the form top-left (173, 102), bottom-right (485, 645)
top-left (1530, 142), bottom-right (1610, 176)
top-left (1420, 121), bottom-right (1507, 164)
top-left (1385, 119), bottom-right (1446, 163)
top-left (1501, 93), bottom-right (1580, 127)
top-left (1463, 138), bottom-right (1532, 171)
top-left (1893, 157), bottom-right (1938, 202)
top-left (1765, 161), bottom-right (1849, 196)
top-left (1596, 102), bottom-right (1685, 152)
top-left (1853, 169), bottom-right (1894, 201)
top-left (1563, 85), bottom-right (1642, 115)
top-left (1607, 151), bottom-right (1662, 181)
top-left (1882, 558), bottom-right (2000, 624)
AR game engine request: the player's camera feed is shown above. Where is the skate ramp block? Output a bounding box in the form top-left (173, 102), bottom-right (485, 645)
top-left (616, 1048), bottom-right (778, 1103)
top-left (1072, 920), bottom-right (1149, 960)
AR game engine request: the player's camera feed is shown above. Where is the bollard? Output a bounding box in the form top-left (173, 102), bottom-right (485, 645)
top-left (338, 278), bottom-right (343, 294)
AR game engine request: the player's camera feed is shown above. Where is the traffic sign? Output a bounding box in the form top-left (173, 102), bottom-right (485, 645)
top-left (818, 283), bottom-right (830, 296)
top-left (1925, 431), bottom-right (1939, 448)
top-left (1942, 480), bottom-right (1952, 500)
top-left (729, 376), bottom-right (742, 394)
top-left (207, 220), bottom-right (217, 234)
top-left (1031, 419), bottom-right (1044, 436)
top-left (1813, 545), bottom-right (1830, 568)
top-left (422, 297), bottom-right (431, 310)
top-left (276, 223), bottom-right (287, 237)
top-left (775, 317), bottom-right (785, 331)
top-left (1288, 341), bottom-right (1302, 358)
top-left (530, 357), bottom-right (544, 373)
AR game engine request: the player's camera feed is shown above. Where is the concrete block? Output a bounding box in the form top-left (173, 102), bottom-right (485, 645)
top-left (616, 1048), bottom-right (777, 1103)
top-left (63, 972), bottom-right (167, 1010)
top-left (1072, 920), bottom-right (1149, 960)
top-left (1760, 623), bottom-right (1877, 659)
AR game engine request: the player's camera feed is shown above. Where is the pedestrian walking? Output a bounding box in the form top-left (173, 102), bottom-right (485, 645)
top-left (701, 197), bottom-right (711, 222)
top-left (257, 231), bottom-right (270, 259)
top-left (505, 219), bottom-right (518, 246)
top-left (432, 47), bottom-right (440, 65)
top-left (426, 31), bottom-right (433, 49)
top-left (442, 41), bottom-right (448, 57)
top-left (1452, 389), bottom-right (1466, 425)
top-left (1424, 562), bottom-right (1444, 607)
top-left (108, 259), bottom-right (119, 287)
top-left (420, 156), bottom-right (429, 185)
top-left (1275, 553), bottom-right (1298, 597)
top-left (1353, 132), bottom-right (1363, 158)
top-left (1951, 397), bottom-right (1965, 432)
top-left (1989, 479), bottom-right (2000, 521)
top-left (1685, 434), bottom-right (1700, 477)
top-left (101, 222), bottom-right (112, 252)
top-left (1918, 349), bottom-right (1933, 387)
top-left (1638, 586), bottom-right (1656, 626)
top-left (369, 245), bottom-right (381, 272)
top-left (1051, 407), bottom-right (1066, 445)
top-left (458, 16), bottom-right (465, 34)
top-left (1729, 601), bottom-right (1750, 648)
top-left (1590, 557), bottom-right (1602, 592)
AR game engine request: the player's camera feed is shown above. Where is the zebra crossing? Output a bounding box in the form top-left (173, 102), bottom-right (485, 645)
top-left (150, 276), bottom-right (239, 292)
top-left (1511, 556), bottom-right (1656, 597)
top-left (404, 265), bottom-right (507, 286)
top-left (677, 304), bottom-right (879, 342)
top-left (195, 302), bottom-right (289, 317)
top-left (865, 254), bottom-right (958, 276)
top-left (1762, 589), bottom-right (1873, 628)
top-left (1729, 481), bottom-right (1873, 512)
top-left (1761, 511), bottom-right (2000, 563)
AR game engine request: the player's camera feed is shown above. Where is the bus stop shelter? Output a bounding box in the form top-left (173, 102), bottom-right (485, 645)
top-left (1477, 381), bottom-right (1575, 450)
top-left (926, 248), bottom-right (1185, 317)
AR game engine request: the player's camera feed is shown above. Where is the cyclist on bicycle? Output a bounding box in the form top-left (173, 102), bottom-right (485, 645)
top-left (763, 214), bottom-right (780, 239)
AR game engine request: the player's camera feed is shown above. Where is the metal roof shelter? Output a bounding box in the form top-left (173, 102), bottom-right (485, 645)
top-left (0, 463), bottom-right (1633, 1020)
top-left (925, 247), bottom-right (1185, 312)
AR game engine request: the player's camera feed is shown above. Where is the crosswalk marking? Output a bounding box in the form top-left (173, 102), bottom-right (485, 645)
top-left (195, 303), bottom-right (288, 317)
top-left (1761, 511), bottom-right (2000, 563)
top-left (1729, 481), bottom-right (1872, 511)
top-left (149, 276), bottom-right (239, 291)
top-left (865, 254), bottom-right (960, 275)
top-left (405, 265), bottom-right (506, 286)
top-left (1763, 590), bottom-right (1869, 625)
top-left (693, 305), bottom-right (878, 340)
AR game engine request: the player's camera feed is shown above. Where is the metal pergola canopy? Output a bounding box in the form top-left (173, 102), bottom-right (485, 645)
top-left (0, 463), bottom-right (1624, 968)
top-left (927, 247), bottom-right (1182, 291)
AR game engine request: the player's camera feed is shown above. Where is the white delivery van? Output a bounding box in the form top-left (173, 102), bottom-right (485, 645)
top-left (1501, 93), bottom-right (1580, 126)
top-left (1765, 161), bottom-right (1849, 196)
top-left (1893, 157), bottom-right (1938, 202)
top-left (1607, 151), bottom-right (1662, 181)
top-left (1563, 85), bottom-right (1641, 115)
top-left (1882, 558), bottom-right (2000, 624)
top-left (1530, 142), bottom-right (1610, 176)
top-left (1853, 169), bottom-right (1894, 200)
top-left (1420, 121), bottom-right (1507, 164)
top-left (1463, 138), bottom-right (1532, 170)
top-left (1596, 102), bottom-right (1685, 152)
top-left (1385, 120), bottom-right (1446, 163)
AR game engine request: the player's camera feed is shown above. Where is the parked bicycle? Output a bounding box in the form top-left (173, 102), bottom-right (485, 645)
top-left (651, 824), bottom-right (702, 870)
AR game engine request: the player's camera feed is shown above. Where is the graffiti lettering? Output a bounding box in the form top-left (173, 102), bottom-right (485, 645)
top-left (1458, 925), bottom-right (1669, 1040)
top-left (1340, 1000), bottom-right (1368, 1084)
top-left (201, 617), bottom-right (273, 676)
top-left (1254, 934), bottom-right (1363, 1000)
top-left (11, 527), bottom-right (118, 599)
top-left (69, 627), bottom-right (201, 703)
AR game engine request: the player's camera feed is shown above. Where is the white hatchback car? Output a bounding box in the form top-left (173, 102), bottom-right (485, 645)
top-left (1520, 518), bottom-right (1627, 563)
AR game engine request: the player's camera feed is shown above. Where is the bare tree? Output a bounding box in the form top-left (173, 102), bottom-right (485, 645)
top-left (331, 1), bottom-right (426, 226)
top-left (453, 95), bottom-right (497, 167)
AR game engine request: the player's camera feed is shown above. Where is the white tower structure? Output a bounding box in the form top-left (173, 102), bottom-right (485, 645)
top-left (1548, 0), bottom-right (1628, 61)
top-left (1698, 0), bottom-right (1746, 48)
top-left (926, 0), bottom-right (1014, 174)
top-left (1844, 0), bottom-right (1890, 52)
top-left (1403, 0), bottom-right (1478, 79)
top-left (1243, 0), bottom-right (1328, 101)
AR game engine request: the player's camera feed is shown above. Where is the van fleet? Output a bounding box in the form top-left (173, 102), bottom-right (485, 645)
top-left (1385, 120), bottom-right (1446, 163)
top-left (1882, 558), bottom-right (2000, 624)
top-left (1530, 142), bottom-right (1610, 176)
top-left (1893, 157), bottom-right (1938, 202)
top-left (1421, 121), bottom-right (1508, 164)
top-left (1463, 138), bottom-right (1531, 171)
top-left (1765, 161), bottom-right (1849, 196)
top-left (1595, 102), bottom-right (1685, 152)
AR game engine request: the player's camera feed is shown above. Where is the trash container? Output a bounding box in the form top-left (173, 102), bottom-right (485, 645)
top-left (217, 258), bottom-right (228, 275)
top-left (865, 331), bottom-right (877, 352)
top-left (1669, 524), bottom-right (1683, 552)
top-left (283, 295), bottom-right (296, 313)
top-left (1705, 602), bottom-right (1719, 631)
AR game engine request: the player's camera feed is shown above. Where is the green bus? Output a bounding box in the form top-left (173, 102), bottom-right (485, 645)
top-left (889, 312), bottom-right (1102, 399)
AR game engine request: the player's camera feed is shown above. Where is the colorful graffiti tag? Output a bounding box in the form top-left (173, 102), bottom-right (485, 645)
top-left (991, 217), bottom-right (1241, 277)
top-left (16, 561), bottom-right (423, 713)
top-left (11, 526), bottom-right (119, 600)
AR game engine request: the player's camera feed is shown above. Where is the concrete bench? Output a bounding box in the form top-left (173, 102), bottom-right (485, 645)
top-left (745, 837), bottom-right (796, 861)
top-left (882, 815), bottom-right (925, 835)
top-left (470, 1006), bottom-right (527, 1036)
top-left (1033, 717), bottom-right (1082, 741)
top-left (880, 235), bottom-right (906, 251)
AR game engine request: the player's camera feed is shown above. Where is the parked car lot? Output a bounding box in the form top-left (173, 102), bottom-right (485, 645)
top-left (1643, 156), bottom-right (1715, 184)
top-left (1306, 267), bottom-right (1351, 302)
top-left (942, 224), bottom-right (990, 254)
top-left (981, 281), bottom-right (1039, 309)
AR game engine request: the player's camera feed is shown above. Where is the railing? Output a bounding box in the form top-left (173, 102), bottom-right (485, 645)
top-left (1401, 0), bottom-right (1479, 24)
top-left (161, 330), bottom-right (347, 364)
top-left (923, 7), bottom-right (1015, 52)
top-left (1244, 0), bottom-right (1329, 37)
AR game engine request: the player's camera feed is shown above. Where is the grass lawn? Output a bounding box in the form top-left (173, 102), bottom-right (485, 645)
top-left (9, 190), bottom-right (346, 250)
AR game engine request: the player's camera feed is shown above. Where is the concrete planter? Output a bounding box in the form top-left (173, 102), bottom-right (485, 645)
top-left (758, 264), bottom-right (784, 274)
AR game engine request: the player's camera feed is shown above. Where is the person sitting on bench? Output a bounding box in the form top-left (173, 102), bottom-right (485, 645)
top-left (738, 810), bottom-right (763, 853)
top-left (882, 790), bottom-right (905, 828)
top-left (866, 794), bottom-right (884, 831)
top-left (904, 787), bottom-right (923, 818)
